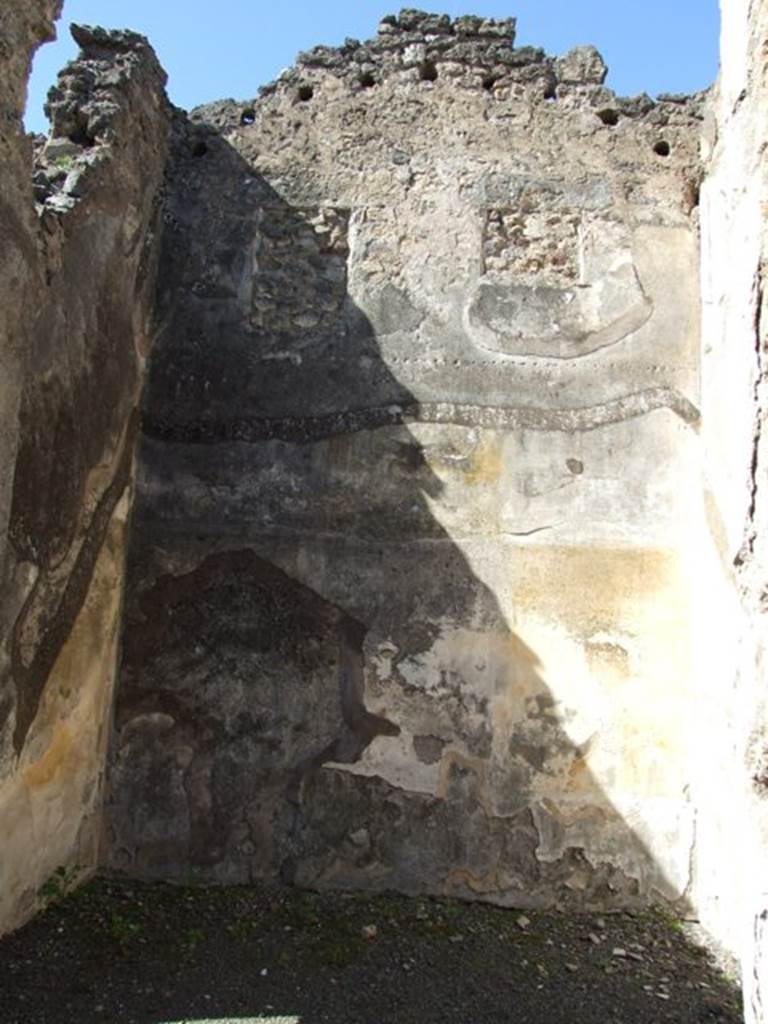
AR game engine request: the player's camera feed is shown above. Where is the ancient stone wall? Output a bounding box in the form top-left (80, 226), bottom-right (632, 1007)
top-left (0, 0), bottom-right (62, 662)
top-left (697, 0), bottom-right (768, 1016)
top-left (0, 20), bottom-right (171, 933)
top-left (9, 8), bottom-right (768, 1012)
top-left (107, 11), bottom-right (708, 912)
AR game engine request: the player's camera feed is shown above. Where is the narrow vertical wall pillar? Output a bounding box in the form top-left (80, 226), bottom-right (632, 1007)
top-left (0, 1), bottom-right (61, 596)
top-left (699, 0), bottom-right (768, 1018)
top-left (0, 13), bottom-right (172, 935)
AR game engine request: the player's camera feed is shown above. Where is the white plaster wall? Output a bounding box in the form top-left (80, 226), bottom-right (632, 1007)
top-left (698, 2), bottom-right (768, 1017)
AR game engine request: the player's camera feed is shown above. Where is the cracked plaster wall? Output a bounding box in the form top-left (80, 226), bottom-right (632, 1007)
top-left (108, 11), bottom-right (708, 916)
top-left (697, 0), bottom-right (768, 1016)
top-left (0, 17), bottom-right (172, 934)
top-left (7, 7), bottom-right (768, 1008)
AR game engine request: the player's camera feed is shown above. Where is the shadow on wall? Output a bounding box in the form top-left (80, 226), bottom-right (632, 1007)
top-left (107, 113), bottom-right (678, 910)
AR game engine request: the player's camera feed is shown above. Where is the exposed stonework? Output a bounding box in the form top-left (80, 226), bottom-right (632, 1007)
top-left (5, 5), bottom-right (768, 1019)
top-left (107, 10), bottom-right (706, 914)
top-left (0, 21), bottom-right (171, 933)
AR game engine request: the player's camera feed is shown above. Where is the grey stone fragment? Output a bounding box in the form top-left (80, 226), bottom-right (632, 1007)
top-left (410, 11), bottom-right (452, 34)
top-left (298, 45), bottom-right (343, 69)
top-left (44, 192), bottom-right (77, 212)
top-left (556, 45), bottom-right (608, 84)
top-left (617, 92), bottom-right (656, 117)
top-left (478, 18), bottom-right (516, 40)
top-left (70, 22), bottom-right (152, 52)
top-left (499, 46), bottom-right (545, 67)
top-left (62, 168), bottom-right (87, 197)
top-left (454, 15), bottom-right (483, 36)
top-left (397, 10), bottom-right (444, 32)
top-left (657, 92), bottom-right (691, 104)
top-left (41, 136), bottom-right (83, 162)
top-left (349, 827), bottom-right (370, 846)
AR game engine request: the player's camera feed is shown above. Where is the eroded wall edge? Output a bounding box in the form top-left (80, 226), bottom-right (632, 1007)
top-left (0, 12), bottom-right (172, 934)
top-left (697, 0), bottom-right (768, 1013)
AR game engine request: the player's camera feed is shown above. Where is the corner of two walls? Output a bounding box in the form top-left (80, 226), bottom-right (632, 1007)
top-left (0, 7), bottom-right (172, 935)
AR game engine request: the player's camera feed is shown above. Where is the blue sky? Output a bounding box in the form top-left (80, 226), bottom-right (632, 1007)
top-left (25, 1), bottom-right (720, 133)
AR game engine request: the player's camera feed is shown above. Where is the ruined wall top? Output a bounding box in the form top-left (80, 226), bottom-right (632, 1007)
top-left (191, 7), bottom-right (705, 138)
top-left (32, 24), bottom-right (169, 214)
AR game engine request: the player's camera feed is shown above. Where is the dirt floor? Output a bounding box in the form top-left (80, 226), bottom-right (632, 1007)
top-left (0, 876), bottom-right (743, 1024)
